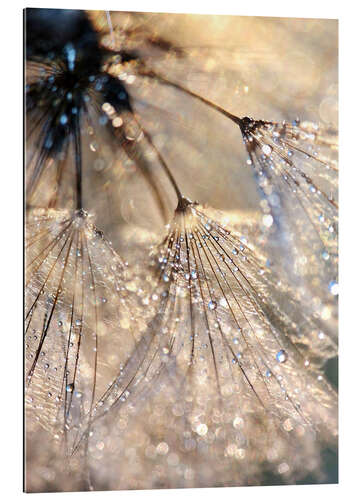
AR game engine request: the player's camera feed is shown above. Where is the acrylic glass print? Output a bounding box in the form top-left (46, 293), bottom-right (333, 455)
top-left (24, 8), bottom-right (338, 492)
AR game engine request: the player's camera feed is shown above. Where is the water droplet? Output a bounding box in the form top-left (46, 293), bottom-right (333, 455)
top-left (44, 136), bottom-right (53, 149)
top-left (60, 114), bottom-right (68, 125)
top-left (328, 280), bottom-right (338, 295)
top-left (208, 300), bottom-right (217, 310)
top-left (278, 462), bottom-right (290, 474)
top-left (276, 349), bottom-right (288, 363)
top-left (75, 319), bottom-right (82, 327)
top-left (94, 158), bottom-right (106, 172)
top-left (156, 442), bottom-right (169, 455)
top-left (99, 115), bottom-right (108, 126)
top-left (219, 298), bottom-right (228, 308)
top-left (66, 383), bottom-right (74, 393)
top-left (113, 117), bottom-right (123, 128)
top-left (196, 423), bottom-right (208, 436)
top-left (262, 214), bottom-right (274, 228)
top-left (321, 250), bottom-right (329, 260)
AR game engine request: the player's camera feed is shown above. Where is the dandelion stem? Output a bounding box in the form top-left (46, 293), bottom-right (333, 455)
top-left (143, 128), bottom-right (184, 203)
top-left (73, 112), bottom-right (83, 210)
top-left (140, 69), bottom-right (241, 124)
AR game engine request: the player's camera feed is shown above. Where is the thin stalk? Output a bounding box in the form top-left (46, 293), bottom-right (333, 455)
top-left (73, 112), bottom-right (83, 210)
top-left (140, 69), bottom-right (242, 125)
top-left (143, 128), bottom-right (184, 203)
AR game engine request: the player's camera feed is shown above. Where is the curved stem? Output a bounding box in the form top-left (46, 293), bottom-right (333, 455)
top-left (142, 128), bottom-right (184, 203)
top-left (139, 68), bottom-right (242, 126)
top-left (73, 112), bottom-right (83, 210)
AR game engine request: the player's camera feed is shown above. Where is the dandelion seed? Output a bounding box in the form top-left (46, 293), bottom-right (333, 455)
top-left (25, 208), bottom-right (155, 453)
top-left (141, 196), bottom-right (337, 489)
